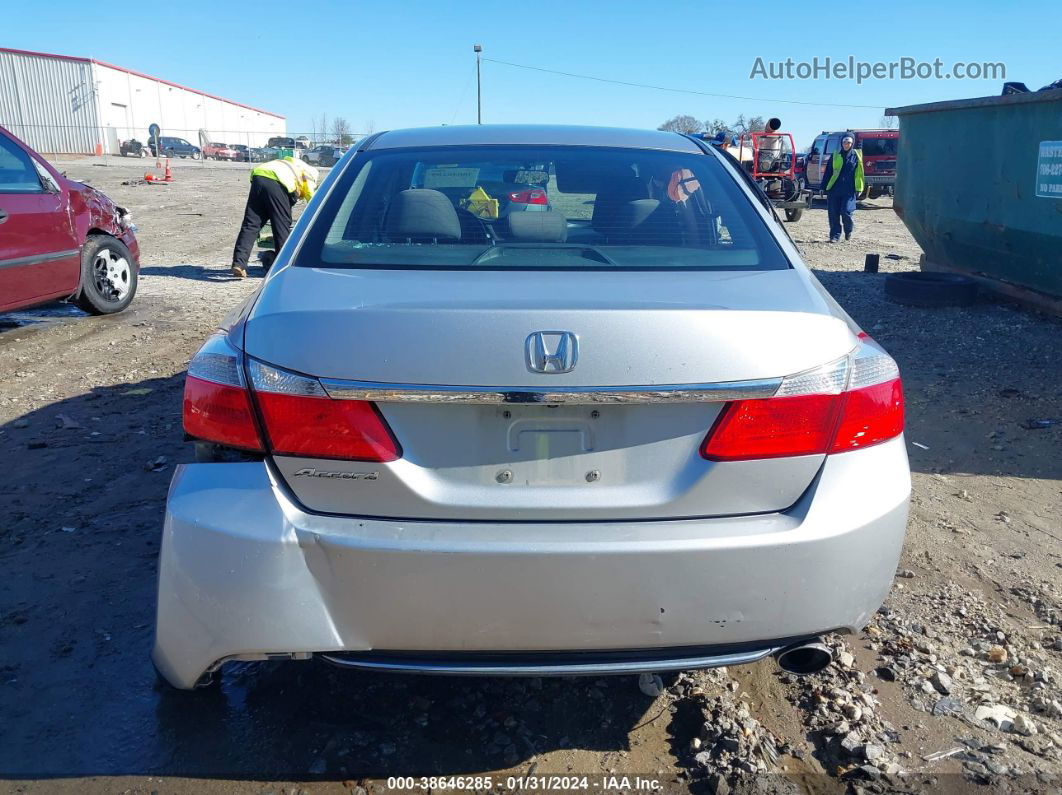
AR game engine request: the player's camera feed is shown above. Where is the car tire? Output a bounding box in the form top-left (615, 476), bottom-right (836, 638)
top-left (884, 271), bottom-right (978, 307)
top-left (74, 235), bottom-right (138, 315)
top-left (191, 151), bottom-right (201, 160)
top-left (139, 149), bottom-right (147, 158)
top-left (785, 208), bottom-right (803, 222)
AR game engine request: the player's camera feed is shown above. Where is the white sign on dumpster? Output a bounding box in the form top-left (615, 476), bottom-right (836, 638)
top-left (1035, 141), bottom-right (1062, 198)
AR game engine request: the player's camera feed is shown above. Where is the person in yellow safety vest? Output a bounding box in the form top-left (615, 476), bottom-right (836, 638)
top-left (230, 156), bottom-right (319, 277)
top-left (821, 133), bottom-right (864, 243)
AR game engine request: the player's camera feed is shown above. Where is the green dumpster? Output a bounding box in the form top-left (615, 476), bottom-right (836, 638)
top-left (886, 90), bottom-right (1062, 303)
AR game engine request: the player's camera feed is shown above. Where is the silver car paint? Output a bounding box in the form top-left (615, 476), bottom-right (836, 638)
top-left (244, 268), bottom-right (853, 385)
top-left (271, 403), bottom-right (826, 520)
top-left (153, 437), bottom-right (909, 689)
top-left (361, 124), bottom-right (707, 153)
top-left (154, 125), bottom-right (911, 687)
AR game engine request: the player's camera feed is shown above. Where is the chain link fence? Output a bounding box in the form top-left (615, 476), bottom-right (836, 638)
top-left (2, 121), bottom-right (366, 162)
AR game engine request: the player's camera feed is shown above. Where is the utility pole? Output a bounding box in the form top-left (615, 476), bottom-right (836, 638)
top-left (474, 44), bottom-right (483, 124)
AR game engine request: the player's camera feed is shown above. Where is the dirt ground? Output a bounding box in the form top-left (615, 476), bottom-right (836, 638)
top-left (0, 157), bottom-right (1060, 794)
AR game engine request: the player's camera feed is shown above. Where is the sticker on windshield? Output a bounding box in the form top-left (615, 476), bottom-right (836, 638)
top-left (1035, 141), bottom-right (1062, 198)
top-left (422, 167), bottom-right (480, 188)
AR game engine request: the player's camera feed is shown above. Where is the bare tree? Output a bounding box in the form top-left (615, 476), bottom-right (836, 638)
top-left (879, 115), bottom-right (898, 129)
top-left (732, 114), bottom-right (766, 135)
top-left (332, 117), bottom-right (354, 146)
top-left (315, 113), bottom-right (328, 144)
top-left (704, 118), bottom-right (729, 136)
top-left (658, 115), bottom-right (704, 134)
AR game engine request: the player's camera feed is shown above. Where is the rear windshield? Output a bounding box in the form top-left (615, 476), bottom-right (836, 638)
top-left (860, 137), bottom-right (898, 156)
top-left (295, 145), bottom-right (789, 271)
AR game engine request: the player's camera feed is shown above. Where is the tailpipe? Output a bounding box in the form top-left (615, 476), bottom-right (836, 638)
top-left (774, 640), bottom-right (832, 675)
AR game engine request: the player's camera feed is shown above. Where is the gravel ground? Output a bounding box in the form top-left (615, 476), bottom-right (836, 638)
top-left (0, 158), bottom-right (1060, 794)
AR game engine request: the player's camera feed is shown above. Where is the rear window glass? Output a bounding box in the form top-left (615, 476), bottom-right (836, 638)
top-left (860, 137), bottom-right (898, 156)
top-left (295, 145), bottom-right (789, 271)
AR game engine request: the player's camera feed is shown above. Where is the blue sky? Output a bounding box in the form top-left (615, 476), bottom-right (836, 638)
top-left (10, 0), bottom-right (1059, 148)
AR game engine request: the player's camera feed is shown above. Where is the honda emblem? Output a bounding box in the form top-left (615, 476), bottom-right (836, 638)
top-left (526, 331), bottom-right (578, 374)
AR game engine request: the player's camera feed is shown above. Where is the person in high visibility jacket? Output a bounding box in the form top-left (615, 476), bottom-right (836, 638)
top-left (821, 133), bottom-right (864, 242)
top-left (230, 156), bottom-right (319, 277)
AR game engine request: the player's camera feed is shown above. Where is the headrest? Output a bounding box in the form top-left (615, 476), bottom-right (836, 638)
top-left (505, 211), bottom-right (568, 243)
top-left (384, 189), bottom-right (461, 241)
top-left (592, 198), bottom-right (660, 239)
top-left (591, 176), bottom-right (651, 232)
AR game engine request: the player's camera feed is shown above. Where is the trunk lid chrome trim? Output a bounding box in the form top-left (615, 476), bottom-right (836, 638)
top-left (319, 377), bottom-right (782, 404)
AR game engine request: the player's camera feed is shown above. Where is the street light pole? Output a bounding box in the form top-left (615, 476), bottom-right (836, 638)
top-left (474, 44), bottom-right (482, 124)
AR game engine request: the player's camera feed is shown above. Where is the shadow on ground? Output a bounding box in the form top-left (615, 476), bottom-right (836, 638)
top-left (813, 268), bottom-right (1062, 481)
top-left (1, 267), bottom-right (1059, 781)
top-left (139, 264), bottom-right (262, 282)
top-left (0, 374), bottom-right (661, 781)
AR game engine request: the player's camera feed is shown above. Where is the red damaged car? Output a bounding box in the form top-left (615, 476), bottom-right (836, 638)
top-left (0, 125), bottom-right (139, 315)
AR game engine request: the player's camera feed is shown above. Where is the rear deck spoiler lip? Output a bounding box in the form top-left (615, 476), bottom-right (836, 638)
top-left (318, 377), bottom-right (782, 404)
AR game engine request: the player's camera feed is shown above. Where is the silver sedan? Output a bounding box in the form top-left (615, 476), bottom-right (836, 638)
top-left (154, 125), bottom-right (910, 689)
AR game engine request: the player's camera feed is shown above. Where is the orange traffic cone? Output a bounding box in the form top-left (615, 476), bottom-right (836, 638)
top-left (164, 158), bottom-right (173, 182)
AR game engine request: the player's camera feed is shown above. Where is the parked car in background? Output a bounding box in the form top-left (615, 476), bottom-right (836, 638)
top-left (304, 145), bottom-right (344, 167)
top-left (0, 124), bottom-right (140, 315)
top-left (249, 147), bottom-right (272, 162)
top-left (805, 129), bottom-right (899, 199)
top-left (149, 136), bottom-right (201, 160)
top-left (229, 144), bottom-right (250, 162)
top-left (153, 124), bottom-right (910, 689)
top-left (119, 138), bottom-right (149, 158)
top-left (203, 142), bottom-right (238, 161)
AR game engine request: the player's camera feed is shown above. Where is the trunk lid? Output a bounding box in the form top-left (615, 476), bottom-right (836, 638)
top-left (247, 267), bottom-right (855, 520)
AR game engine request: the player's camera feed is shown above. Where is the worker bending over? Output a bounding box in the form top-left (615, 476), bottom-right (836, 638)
top-left (231, 156), bottom-right (319, 277)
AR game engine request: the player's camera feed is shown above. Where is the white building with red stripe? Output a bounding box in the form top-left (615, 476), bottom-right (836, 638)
top-left (0, 47), bottom-right (286, 154)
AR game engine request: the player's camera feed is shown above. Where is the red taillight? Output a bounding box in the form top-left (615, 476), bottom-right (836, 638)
top-left (183, 375), bottom-right (264, 452)
top-left (701, 337), bottom-right (904, 461)
top-left (255, 392), bottom-right (400, 461)
top-left (702, 392), bottom-right (843, 461)
top-left (830, 378), bottom-right (904, 452)
top-left (182, 335), bottom-right (401, 462)
top-left (702, 379), bottom-right (903, 461)
top-left (509, 189), bottom-right (548, 205)
top-left (246, 358), bottom-right (400, 462)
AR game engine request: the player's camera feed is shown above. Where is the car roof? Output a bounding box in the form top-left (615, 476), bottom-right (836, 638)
top-left (366, 124), bottom-right (704, 153)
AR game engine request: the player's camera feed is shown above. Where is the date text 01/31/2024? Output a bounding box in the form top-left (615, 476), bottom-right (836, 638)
top-left (385, 776), bottom-right (663, 791)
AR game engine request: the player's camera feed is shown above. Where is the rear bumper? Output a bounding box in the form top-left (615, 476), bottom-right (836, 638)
top-left (152, 438), bottom-right (910, 688)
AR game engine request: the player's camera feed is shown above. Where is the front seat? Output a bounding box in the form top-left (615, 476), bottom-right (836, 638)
top-left (383, 189), bottom-right (463, 243)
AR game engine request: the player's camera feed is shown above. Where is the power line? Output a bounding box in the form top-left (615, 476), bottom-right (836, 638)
top-left (482, 58), bottom-right (888, 110)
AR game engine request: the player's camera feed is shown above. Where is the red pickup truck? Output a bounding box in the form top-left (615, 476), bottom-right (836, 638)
top-left (0, 125), bottom-right (140, 315)
top-left (203, 142), bottom-right (238, 161)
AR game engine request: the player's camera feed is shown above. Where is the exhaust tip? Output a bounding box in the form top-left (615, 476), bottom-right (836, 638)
top-left (775, 641), bottom-right (832, 675)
